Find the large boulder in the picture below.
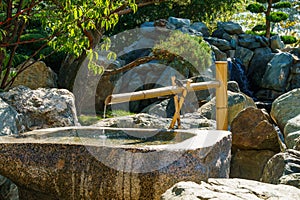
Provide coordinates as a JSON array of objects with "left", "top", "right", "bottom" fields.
[
  {"left": 198, "top": 91, "right": 256, "bottom": 125},
  {"left": 261, "top": 52, "right": 294, "bottom": 92},
  {"left": 161, "top": 179, "right": 300, "bottom": 200},
  {"left": 168, "top": 17, "right": 191, "bottom": 28},
  {"left": 238, "top": 34, "right": 262, "bottom": 50},
  {"left": 230, "top": 150, "right": 276, "bottom": 181},
  {"left": 230, "top": 107, "right": 280, "bottom": 181},
  {"left": 235, "top": 46, "right": 254, "bottom": 71},
  {"left": 0, "top": 86, "right": 79, "bottom": 131},
  {"left": 271, "top": 88, "right": 300, "bottom": 131},
  {"left": 11, "top": 60, "right": 57, "bottom": 89},
  {"left": 216, "top": 21, "right": 244, "bottom": 35},
  {"left": 284, "top": 115, "right": 300, "bottom": 149},
  {"left": 204, "top": 37, "right": 233, "bottom": 51},
  {"left": 231, "top": 107, "right": 280, "bottom": 151},
  {"left": 261, "top": 149, "right": 300, "bottom": 188},
  {"left": 190, "top": 22, "right": 210, "bottom": 37},
  {"left": 0, "top": 98, "right": 20, "bottom": 135}
]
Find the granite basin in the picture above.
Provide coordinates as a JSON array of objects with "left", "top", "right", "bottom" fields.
[{"left": 0, "top": 127, "right": 231, "bottom": 200}]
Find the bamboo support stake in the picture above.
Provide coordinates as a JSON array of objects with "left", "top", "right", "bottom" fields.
[
  {"left": 169, "top": 77, "right": 180, "bottom": 129},
  {"left": 215, "top": 61, "right": 228, "bottom": 130},
  {"left": 168, "top": 77, "right": 192, "bottom": 129}
]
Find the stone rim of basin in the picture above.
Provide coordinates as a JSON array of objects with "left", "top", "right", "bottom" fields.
[
  {"left": 0, "top": 126, "right": 231, "bottom": 150},
  {"left": 0, "top": 127, "right": 231, "bottom": 172}
]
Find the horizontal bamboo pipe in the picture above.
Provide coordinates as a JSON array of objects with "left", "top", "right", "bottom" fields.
[{"left": 105, "top": 81, "right": 220, "bottom": 105}]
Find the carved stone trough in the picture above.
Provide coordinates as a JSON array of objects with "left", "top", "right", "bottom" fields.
[{"left": 0, "top": 127, "right": 231, "bottom": 199}]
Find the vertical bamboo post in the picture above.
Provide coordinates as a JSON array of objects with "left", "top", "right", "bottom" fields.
[{"left": 215, "top": 61, "right": 228, "bottom": 130}]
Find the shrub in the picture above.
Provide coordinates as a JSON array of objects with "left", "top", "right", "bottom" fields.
[
  {"left": 280, "top": 35, "right": 298, "bottom": 44},
  {"left": 153, "top": 31, "right": 212, "bottom": 76}
]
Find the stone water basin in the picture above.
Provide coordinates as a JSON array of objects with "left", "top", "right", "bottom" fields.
[{"left": 0, "top": 127, "right": 231, "bottom": 200}]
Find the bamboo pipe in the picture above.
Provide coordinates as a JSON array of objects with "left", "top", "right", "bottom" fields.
[
  {"left": 104, "top": 81, "right": 220, "bottom": 105},
  {"left": 215, "top": 61, "right": 228, "bottom": 130}
]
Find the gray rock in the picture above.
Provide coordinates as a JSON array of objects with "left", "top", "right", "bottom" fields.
[
  {"left": 205, "top": 37, "right": 233, "bottom": 51},
  {"left": 198, "top": 91, "right": 256, "bottom": 125},
  {"left": 217, "top": 21, "right": 243, "bottom": 35},
  {"left": 227, "top": 81, "right": 241, "bottom": 93},
  {"left": 270, "top": 35, "right": 285, "bottom": 50},
  {"left": 211, "top": 45, "right": 227, "bottom": 61},
  {"left": 230, "top": 150, "right": 276, "bottom": 181},
  {"left": 0, "top": 175, "right": 18, "bottom": 200},
  {"left": 212, "top": 27, "right": 227, "bottom": 39},
  {"left": 291, "top": 60, "right": 300, "bottom": 74},
  {"left": 0, "top": 98, "right": 20, "bottom": 135},
  {"left": 177, "top": 26, "right": 203, "bottom": 36},
  {"left": 94, "top": 113, "right": 216, "bottom": 130},
  {"left": 238, "top": 34, "right": 262, "bottom": 50},
  {"left": 286, "top": 131, "right": 300, "bottom": 150},
  {"left": 235, "top": 46, "right": 254, "bottom": 71},
  {"left": 289, "top": 60, "right": 300, "bottom": 90},
  {"left": 0, "top": 86, "right": 79, "bottom": 131},
  {"left": 284, "top": 115, "right": 300, "bottom": 149},
  {"left": 168, "top": 17, "right": 190, "bottom": 28},
  {"left": 190, "top": 22, "right": 210, "bottom": 37},
  {"left": 247, "top": 48, "right": 274, "bottom": 91},
  {"left": 256, "top": 36, "right": 269, "bottom": 47},
  {"left": 254, "top": 89, "right": 284, "bottom": 101},
  {"left": 261, "top": 149, "right": 300, "bottom": 188},
  {"left": 271, "top": 88, "right": 300, "bottom": 131},
  {"left": 11, "top": 60, "right": 57, "bottom": 90},
  {"left": 161, "top": 179, "right": 300, "bottom": 200},
  {"left": 231, "top": 107, "right": 280, "bottom": 151},
  {"left": 261, "top": 52, "right": 293, "bottom": 92}
]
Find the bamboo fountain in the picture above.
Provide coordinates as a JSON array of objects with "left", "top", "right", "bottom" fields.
[
  {"left": 0, "top": 61, "right": 231, "bottom": 200},
  {"left": 105, "top": 61, "right": 228, "bottom": 130}
]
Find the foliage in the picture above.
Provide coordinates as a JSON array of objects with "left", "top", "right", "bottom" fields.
[
  {"left": 246, "top": 0, "right": 293, "bottom": 38},
  {"left": 273, "top": 1, "right": 292, "bottom": 9},
  {"left": 280, "top": 35, "right": 297, "bottom": 44},
  {"left": 110, "top": 0, "right": 243, "bottom": 35},
  {"left": 0, "top": 0, "right": 139, "bottom": 90},
  {"left": 247, "top": 3, "right": 265, "bottom": 13},
  {"left": 153, "top": 31, "right": 212, "bottom": 76},
  {"left": 268, "top": 11, "right": 289, "bottom": 22},
  {"left": 252, "top": 24, "right": 266, "bottom": 31}
]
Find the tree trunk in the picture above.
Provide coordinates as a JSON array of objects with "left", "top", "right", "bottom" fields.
[
  {"left": 58, "top": 29, "right": 104, "bottom": 90},
  {"left": 265, "top": 0, "right": 273, "bottom": 39}
]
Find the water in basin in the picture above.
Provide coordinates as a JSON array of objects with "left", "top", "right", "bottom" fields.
[{"left": 17, "top": 127, "right": 195, "bottom": 147}]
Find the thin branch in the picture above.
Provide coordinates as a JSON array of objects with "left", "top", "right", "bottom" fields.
[
  {"left": 103, "top": 55, "right": 157, "bottom": 76},
  {"left": 0, "top": 0, "right": 43, "bottom": 26}
]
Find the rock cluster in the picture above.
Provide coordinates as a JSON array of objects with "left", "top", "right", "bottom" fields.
[
  {"left": 208, "top": 22, "right": 299, "bottom": 101},
  {"left": 0, "top": 85, "right": 79, "bottom": 132},
  {"left": 161, "top": 179, "right": 300, "bottom": 200}
]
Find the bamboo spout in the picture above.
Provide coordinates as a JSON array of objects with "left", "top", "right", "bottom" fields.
[{"left": 104, "top": 81, "right": 220, "bottom": 105}]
